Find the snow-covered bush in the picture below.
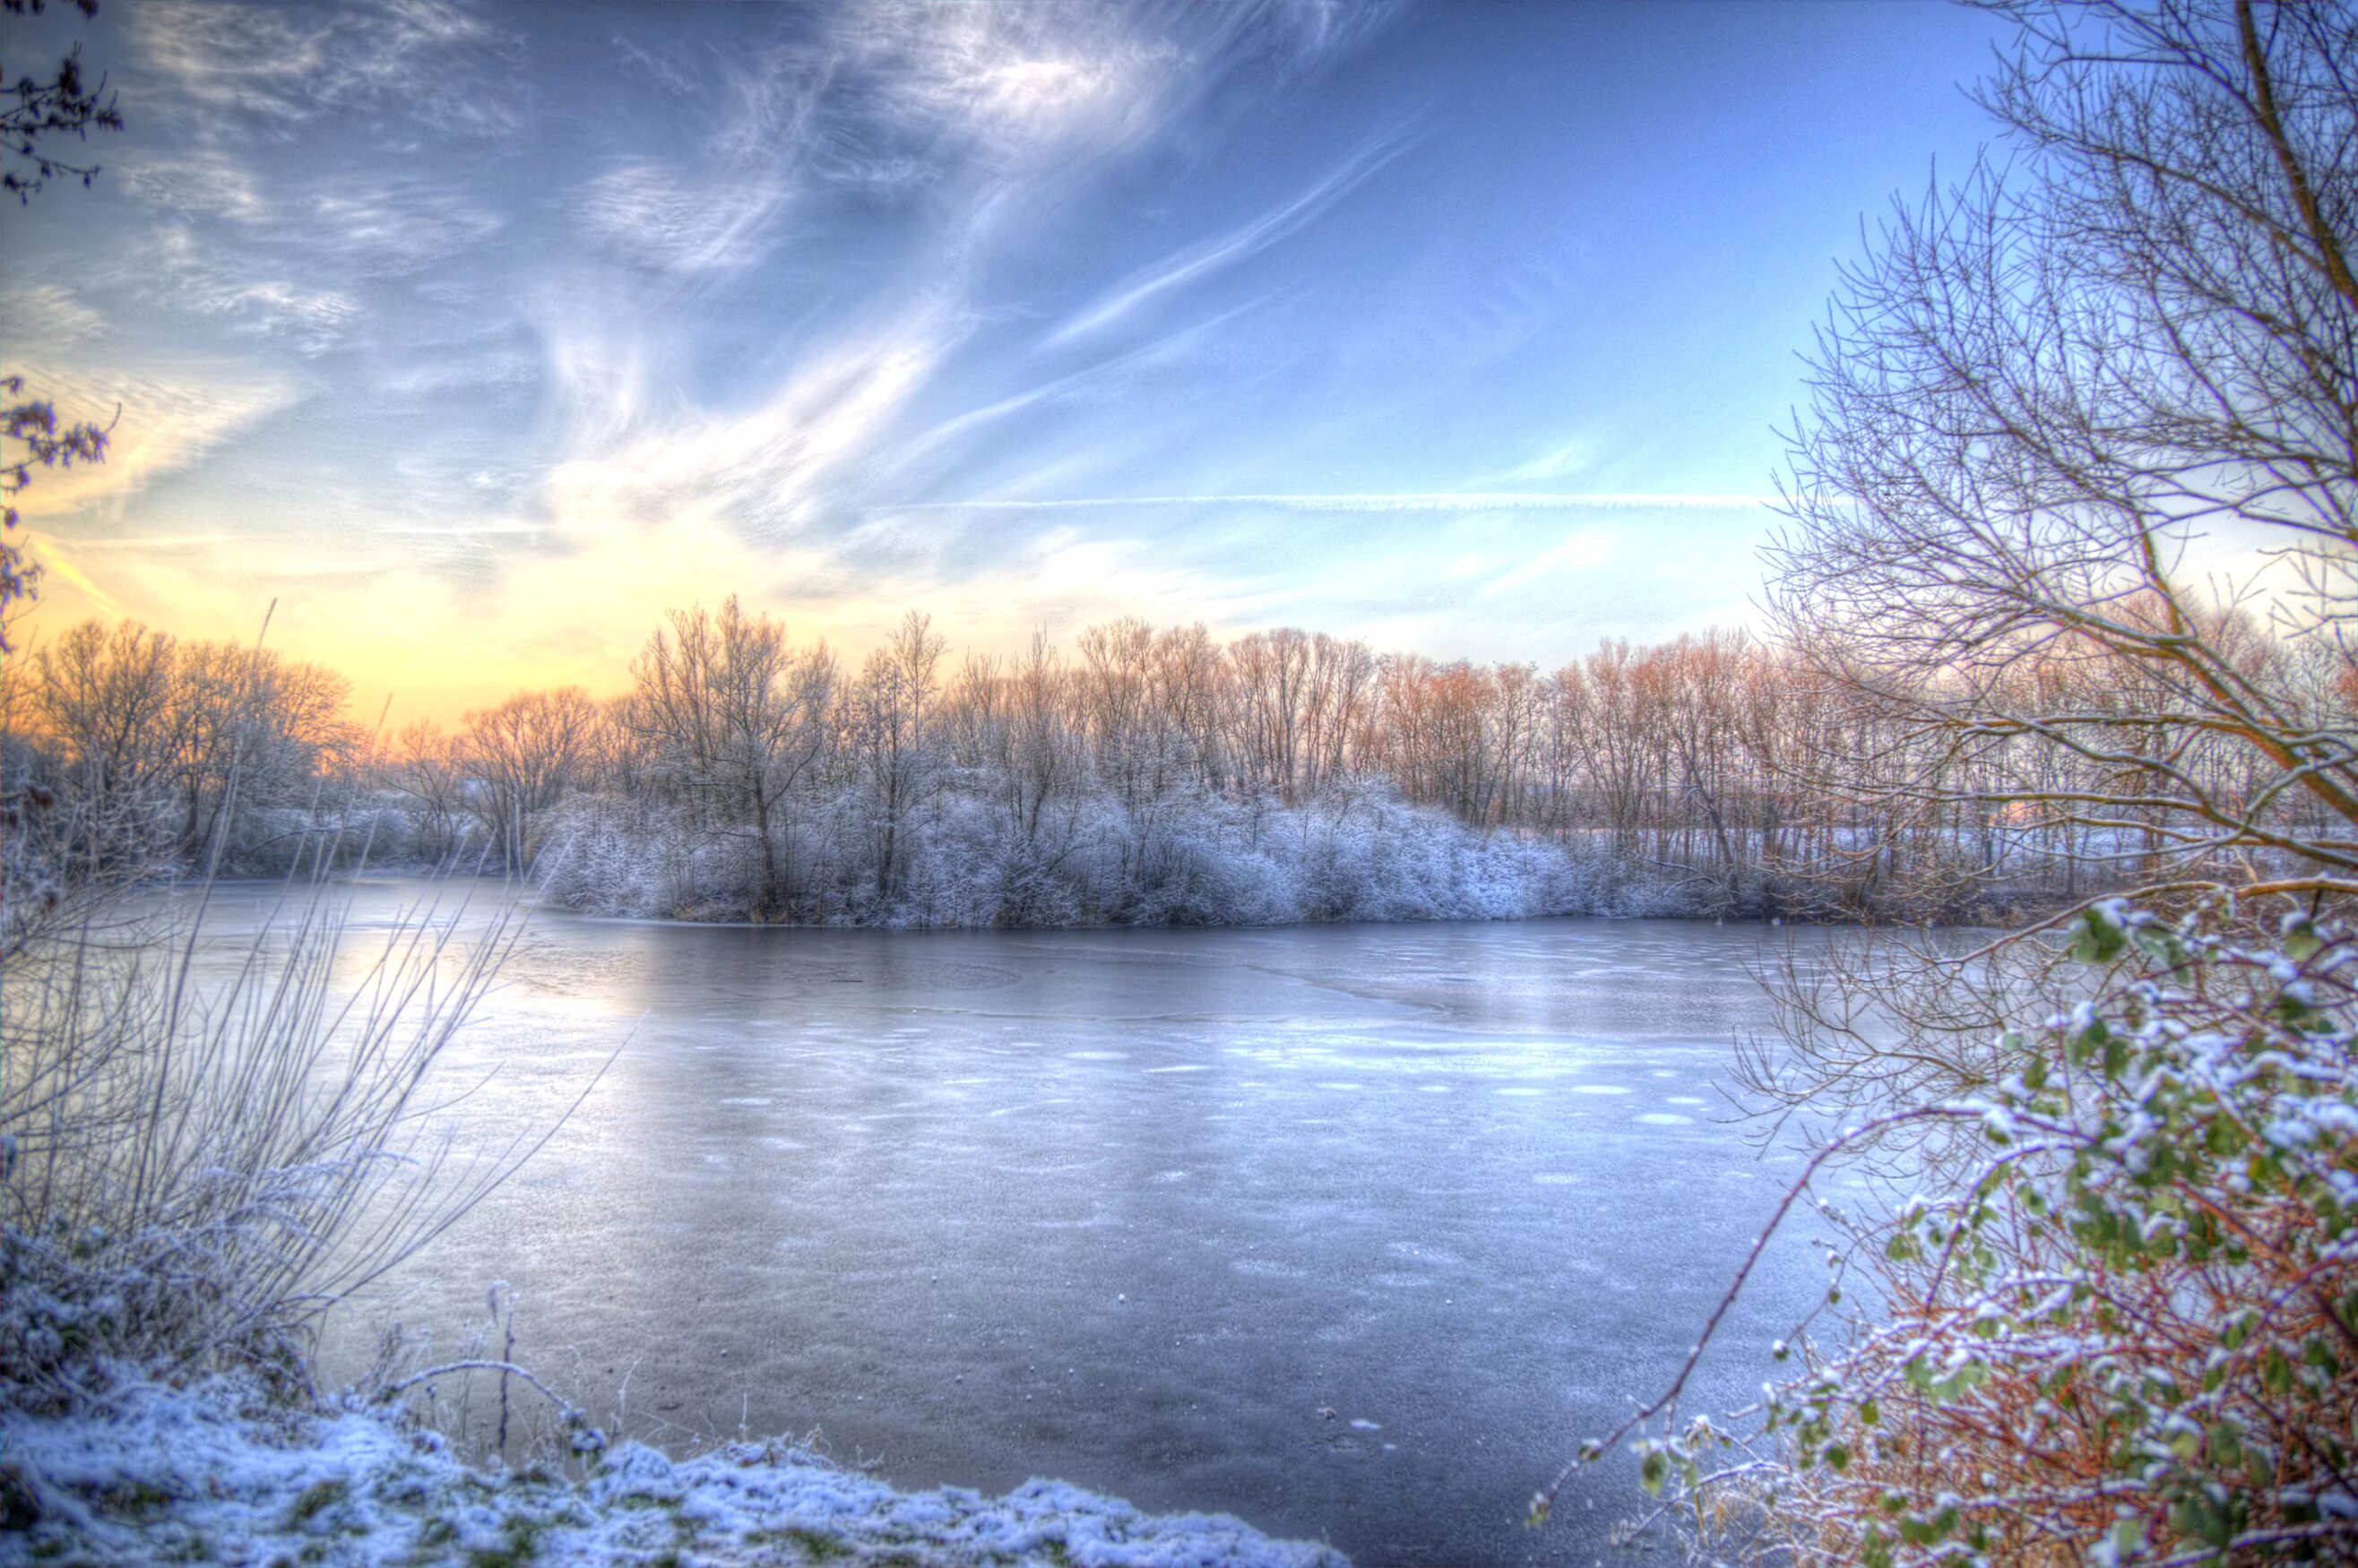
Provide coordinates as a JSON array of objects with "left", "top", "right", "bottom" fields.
[
  {"left": 1545, "top": 901, "right": 2358, "bottom": 1564},
  {"left": 0, "top": 881, "right": 525, "bottom": 1409},
  {"left": 538, "top": 775, "right": 1655, "bottom": 930}
]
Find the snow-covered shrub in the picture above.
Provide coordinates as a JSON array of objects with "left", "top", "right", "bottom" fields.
[
  {"left": 540, "top": 770, "right": 1628, "bottom": 930},
  {"left": 1546, "top": 900, "right": 2358, "bottom": 1564},
  {"left": 892, "top": 791, "right": 1007, "bottom": 926},
  {"left": 539, "top": 795, "right": 661, "bottom": 914},
  {"left": 0, "top": 880, "right": 524, "bottom": 1408}
]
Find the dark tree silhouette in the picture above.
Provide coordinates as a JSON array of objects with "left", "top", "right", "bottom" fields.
[
  {"left": 2, "top": 0, "right": 120, "bottom": 649},
  {"left": 3, "top": 0, "right": 119, "bottom": 202}
]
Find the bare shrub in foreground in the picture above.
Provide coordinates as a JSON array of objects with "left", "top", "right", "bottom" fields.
[{"left": 0, "top": 876, "right": 559, "bottom": 1408}]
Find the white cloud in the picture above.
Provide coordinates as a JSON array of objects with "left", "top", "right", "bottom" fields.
[
  {"left": 891, "top": 491, "right": 1783, "bottom": 513},
  {"left": 119, "top": 151, "right": 269, "bottom": 221},
  {"left": 1488, "top": 437, "right": 1597, "bottom": 486},
  {"left": 305, "top": 179, "right": 505, "bottom": 276},
  {"left": 834, "top": 1, "right": 1170, "bottom": 161},
  {"left": 1262, "top": 0, "right": 1414, "bottom": 63},
  {"left": 4, "top": 361, "right": 295, "bottom": 523},
  {"left": 131, "top": 0, "right": 520, "bottom": 136},
  {"left": 141, "top": 227, "right": 362, "bottom": 355},
  {"left": 1045, "top": 128, "right": 1416, "bottom": 346},
  {"left": 1481, "top": 527, "right": 1618, "bottom": 596},
  {"left": 577, "top": 161, "right": 787, "bottom": 277},
  {"left": 0, "top": 285, "right": 106, "bottom": 352},
  {"left": 542, "top": 309, "right": 949, "bottom": 537},
  {"left": 710, "top": 49, "right": 829, "bottom": 172}
]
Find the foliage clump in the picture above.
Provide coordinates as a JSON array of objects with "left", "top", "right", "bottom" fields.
[{"left": 1558, "top": 901, "right": 2358, "bottom": 1565}]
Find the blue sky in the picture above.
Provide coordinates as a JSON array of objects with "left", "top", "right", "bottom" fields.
[{"left": 6, "top": 0, "right": 2003, "bottom": 718}]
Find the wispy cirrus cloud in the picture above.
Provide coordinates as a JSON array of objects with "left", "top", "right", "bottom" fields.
[
  {"left": 118, "top": 151, "right": 269, "bottom": 220},
  {"left": 826, "top": 0, "right": 1175, "bottom": 173},
  {"left": 129, "top": 0, "right": 523, "bottom": 137},
  {"left": 110, "top": 8, "right": 514, "bottom": 363},
  {"left": 0, "top": 284, "right": 106, "bottom": 350},
  {"left": 1044, "top": 127, "right": 1417, "bottom": 347},
  {"left": 542, "top": 309, "right": 953, "bottom": 538},
  {"left": 36, "top": 0, "right": 1831, "bottom": 717},
  {"left": 1480, "top": 526, "right": 1619, "bottom": 597},
  {"left": 5, "top": 363, "right": 295, "bottom": 524},
  {"left": 519, "top": 0, "right": 1291, "bottom": 578},
  {"left": 577, "top": 161, "right": 787, "bottom": 277},
  {"left": 303, "top": 178, "right": 505, "bottom": 277},
  {"left": 892, "top": 490, "right": 1783, "bottom": 513},
  {"left": 140, "top": 227, "right": 361, "bottom": 356},
  {"left": 1484, "top": 436, "right": 1599, "bottom": 487},
  {"left": 897, "top": 290, "right": 1281, "bottom": 467}
]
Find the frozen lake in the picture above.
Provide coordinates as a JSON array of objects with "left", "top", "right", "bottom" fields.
[{"left": 211, "top": 879, "right": 1842, "bottom": 1566}]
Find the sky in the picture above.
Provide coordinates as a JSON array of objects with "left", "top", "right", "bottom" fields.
[{"left": 4, "top": 0, "right": 2007, "bottom": 723}]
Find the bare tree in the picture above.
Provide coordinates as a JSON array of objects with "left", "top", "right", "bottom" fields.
[
  {"left": 3, "top": 0, "right": 118, "bottom": 202},
  {"left": 1552, "top": 13, "right": 2358, "bottom": 1558},
  {"left": 458, "top": 687, "right": 600, "bottom": 875},
  {"left": 1152, "top": 622, "right": 1231, "bottom": 792},
  {"left": 626, "top": 597, "right": 834, "bottom": 918},
  {"left": 165, "top": 640, "right": 352, "bottom": 866},
  {"left": 848, "top": 609, "right": 945, "bottom": 903},
  {"left": 1739, "top": 0, "right": 2358, "bottom": 1133},
  {"left": 1768, "top": 0, "right": 2358, "bottom": 909},
  {"left": 1230, "top": 628, "right": 1315, "bottom": 804},
  {"left": 1004, "top": 628, "right": 1078, "bottom": 850},
  {"left": 1076, "top": 616, "right": 1158, "bottom": 815},
  {"left": 379, "top": 721, "right": 473, "bottom": 865},
  {"left": 30, "top": 617, "right": 178, "bottom": 873},
  {"left": 1302, "top": 632, "right": 1378, "bottom": 800}
]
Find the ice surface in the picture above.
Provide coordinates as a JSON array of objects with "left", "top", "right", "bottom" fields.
[{"left": 163, "top": 883, "right": 1849, "bottom": 1567}]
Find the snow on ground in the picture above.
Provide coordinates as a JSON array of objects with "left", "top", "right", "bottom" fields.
[{"left": 3, "top": 1370, "right": 1348, "bottom": 1568}]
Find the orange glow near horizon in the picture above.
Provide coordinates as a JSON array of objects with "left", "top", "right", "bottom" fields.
[{"left": 13, "top": 512, "right": 1293, "bottom": 730}]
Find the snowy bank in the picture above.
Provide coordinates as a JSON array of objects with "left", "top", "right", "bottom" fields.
[{"left": 3, "top": 1370, "right": 1349, "bottom": 1568}]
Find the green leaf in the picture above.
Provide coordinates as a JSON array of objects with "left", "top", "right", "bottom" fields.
[
  {"left": 2208, "top": 1422, "right": 2242, "bottom": 1468},
  {"left": 2072, "top": 909, "right": 2126, "bottom": 963}
]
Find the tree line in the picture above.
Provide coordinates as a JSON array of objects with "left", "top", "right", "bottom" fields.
[
  {"left": 8, "top": 587, "right": 2348, "bottom": 931},
  {"left": 2, "top": 617, "right": 353, "bottom": 935}
]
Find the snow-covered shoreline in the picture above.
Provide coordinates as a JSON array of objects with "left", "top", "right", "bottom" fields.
[{"left": 4, "top": 1369, "right": 1349, "bottom": 1568}]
